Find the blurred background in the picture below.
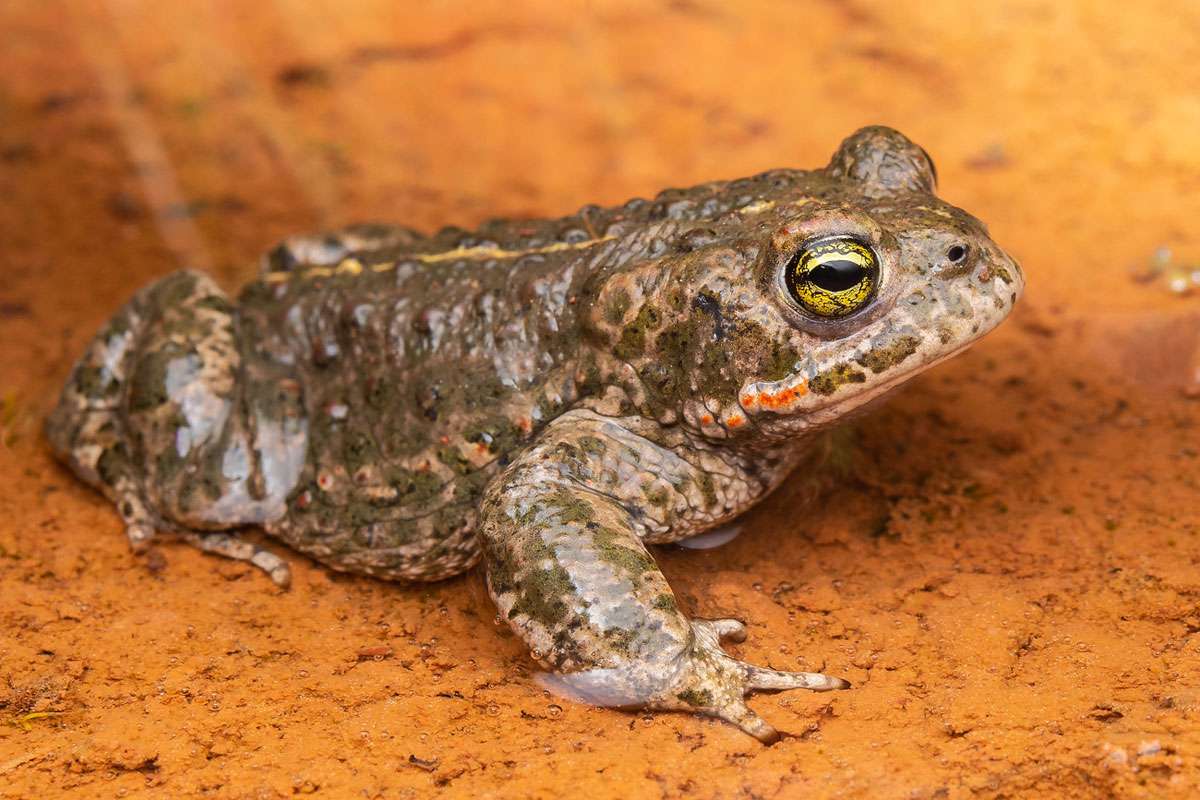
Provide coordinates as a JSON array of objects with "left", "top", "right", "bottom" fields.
[
  {"left": 3, "top": 1, "right": 1197, "bottom": 308},
  {"left": 1, "top": 2, "right": 1198, "bottom": 798}
]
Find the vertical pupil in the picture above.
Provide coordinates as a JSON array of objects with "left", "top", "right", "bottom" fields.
[{"left": 807, "top": 259, "right": 865, "bottom": 292}]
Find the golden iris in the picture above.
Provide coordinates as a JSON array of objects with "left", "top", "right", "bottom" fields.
[{"left": 785, "top": 237, "right": 879, "bottom": 318}]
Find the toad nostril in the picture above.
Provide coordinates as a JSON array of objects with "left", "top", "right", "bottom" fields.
[{"left": 946, "top": 244, "right": 968, "bottom": 263}]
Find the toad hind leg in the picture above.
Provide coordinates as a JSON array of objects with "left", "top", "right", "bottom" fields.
[
  {"left": 478, "top": 411, "right": 848, "bottom": 743},
  {"left": 180, "top": 531, "right": 292, "bottom": 588},
  {"left": 46, "top": 270, "right": 296, "bottom": 586}
]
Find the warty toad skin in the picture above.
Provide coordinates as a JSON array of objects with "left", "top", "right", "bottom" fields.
[{"left": 47, "top": 126, "right": 1023, "bottom": 741}]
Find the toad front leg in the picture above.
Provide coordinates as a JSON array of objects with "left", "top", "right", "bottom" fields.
[{"left": 478, "top": 410, "right": 848, "bottom": 743}]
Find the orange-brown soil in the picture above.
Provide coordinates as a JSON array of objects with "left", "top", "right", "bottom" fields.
[{"left": 1, "top": 2, "right": 1198, "bottom": 798}]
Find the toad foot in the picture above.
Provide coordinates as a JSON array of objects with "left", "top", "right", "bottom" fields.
[{"left": 651, "top": 619, "right": 850, "bottom": 743}]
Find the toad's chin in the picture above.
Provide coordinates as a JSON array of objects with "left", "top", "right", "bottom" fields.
[{"left": 740, "top": 332, "right": 987, "bottom": 441}]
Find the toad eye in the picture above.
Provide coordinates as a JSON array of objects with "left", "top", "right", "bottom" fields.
[{"left": 784, "top": 237, "right": 879, "bottom": 318}]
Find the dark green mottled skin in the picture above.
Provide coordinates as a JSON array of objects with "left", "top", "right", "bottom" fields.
[{"left": 46, "top": 127, "right": 1023, "bottom": 741}]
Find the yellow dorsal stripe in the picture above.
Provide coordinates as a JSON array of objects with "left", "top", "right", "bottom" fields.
[
  {"left": 262, "top": 234, "right": 618, "bottom": 284},
  {"left": 258, "top": 196, "right": 797, "bottom": 285}
]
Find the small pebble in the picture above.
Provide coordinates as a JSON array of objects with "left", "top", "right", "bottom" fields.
[{"left": 1137, "top": 739, "right": 1161, "bottom": 757}]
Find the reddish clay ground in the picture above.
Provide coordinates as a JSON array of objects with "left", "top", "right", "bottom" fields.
[{"left": 1, "top": 2, "right": 1198, "bottom": 798}]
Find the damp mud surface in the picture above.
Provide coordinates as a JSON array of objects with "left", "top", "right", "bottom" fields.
[{"left": 1, "top": 2, "right": 1198, "bottom": 798}]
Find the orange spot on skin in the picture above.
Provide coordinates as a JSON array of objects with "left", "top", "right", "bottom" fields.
[
  {"left": 518, "top": 417, "right": 532, "bottom": 433},
  {"left": 725, "top": 414, "right": 746, "bottom": 428},
  {"left": 439, "top": 435, "right": 450, "bottom": 445},
  {"left": 754, "top": 381, "right": 809, "bottom": 409},
  {"left": 473, "top": 443, "right": 490, "bottom": 456},
  {"left": 700, "top": 414, "right": 714, "bottom": 425}
]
